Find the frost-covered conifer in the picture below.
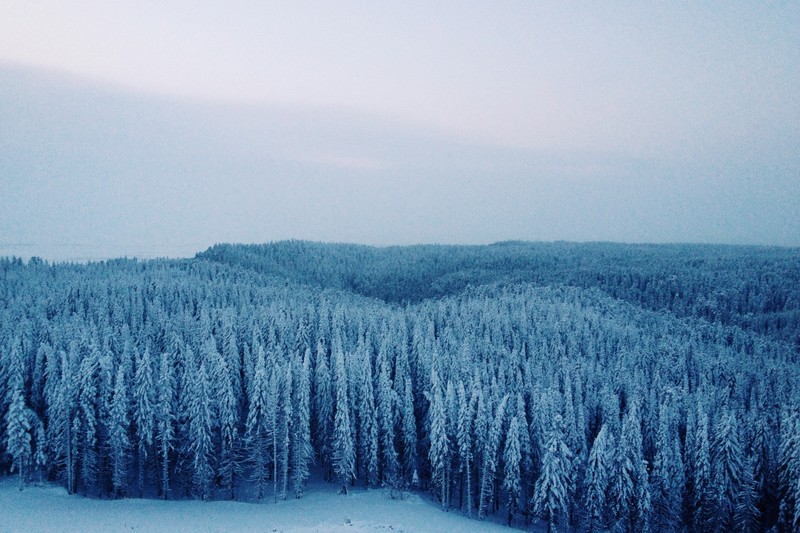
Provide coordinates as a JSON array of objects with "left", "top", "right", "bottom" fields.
[
  {"left": 532, "top": 413, "right": 572, "bottom": 533},
  {"left": 584, "top": 424, "right": 612, "bottom": 532},
  {"left": 109, "top": 366, "right": 131, "bottom": 497},
  {"left": 332, "top": 350, "right": 355, "bottom": 492},
  {"left": 502, "top": 416, "right": 522, "bottom": 526}
]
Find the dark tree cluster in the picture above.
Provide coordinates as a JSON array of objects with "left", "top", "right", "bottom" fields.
[{"left": 1, "top": 242, "right": 799, "bottom": 532}]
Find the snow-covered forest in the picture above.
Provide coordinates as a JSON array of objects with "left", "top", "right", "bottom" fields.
[{"left": 1, "top": 241, "right": 799, "bottom": 532}]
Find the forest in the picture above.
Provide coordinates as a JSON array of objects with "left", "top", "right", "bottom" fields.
[{"left": 1, "top": 241, "right": 799, "bottom": 532}]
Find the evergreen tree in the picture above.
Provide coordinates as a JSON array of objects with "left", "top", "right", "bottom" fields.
[
  {"left": 357, "top": 348, "right": 379, "bottom": 486},
  {"left": 691, "top": 405, "right": 713, "bottom": 532},
  {"left": 610, "top": 401, "right": 651, "bottom": 533},
  {"left": 5, "top": 343, "right": 32, "bottom": 489},
  {"left": 479, "top": 394, "right": 508, "bottom": 519},
  {"left": 584, "top": 424, "right": 612, "bottom": 532},
  {"left": 155, "top": 349, "right": 175, "bottom": 499},
  {"left": 245, "top": 344, "right": 271, "bottom": 500},
  {"left": 77, "top": 347, "right": 100, "bottom": 493},
  {"left": 314, "top": 339, "right": 333, "bottom": 481},
  {"left": 332, "top": 349, "right": 356, "bottom": 492},
  {"left": 188, "top": 360, "right": 214, "bottom": 500},
  {"left": 651, "top": 396, "right": 684, "bottom": 532},
  {"left": 532, "top": 413, "right": 573, "bottom": 533},
  {"left": 711, "top": 409, "right": 744, "bottom": 531},
  {"left": 292, "top": 348, "right": 313, "bottom": 498},
  {"left": 279, "top": 361, "right": 292, "bottom": 500},
  {"left": 108, "top": 366, "right": 131, "bottom": 497},
  {"left": 401, "top": 375, "right": 417, "bottom": 485},
  {"left": 133, "top": 346, "right": 155, "bottom": 496},
  {"left": 502, "top": 416, "right": 522, "bottom": 526},
  {"left": 456, "top": 381, "right": 473, "bottom": 516},
  {"left": 777, "top": 407, "right": 800, "bottom": 532},
  {"left": 213, "top": 346, "right": 239, "bottom": 500},
  {"left": 428, "top": 368, "right": 449, "bottom": 509},
  {"left": 376, "top": 350, "right": 399, "bottom": 484}
]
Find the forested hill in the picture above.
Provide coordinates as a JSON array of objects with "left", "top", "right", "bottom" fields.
[
  {"left": 198, "top": 241, "right": 800, "bottom": 348},
  {"left": 2, "top": 244, "right": 800, "bottom": 532}
]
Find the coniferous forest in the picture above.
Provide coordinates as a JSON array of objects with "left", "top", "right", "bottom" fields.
[{"left": 1, "top": 241, "right": 799, "bottom": 532}]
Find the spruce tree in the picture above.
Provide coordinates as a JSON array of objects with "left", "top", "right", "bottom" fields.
[
  {"left": 428, "top": 368, "right": 449, "bottom": 509},
  {"left": 108, "top": 366, "right": 131, "bottom": 497},
  {"left": 532, "top": 412, "right": 572, "bottom": 533},
  {"left": 133, "top": 346, "right": 155, "bottom": 496},
  {"left": 502, "top": 416, "right": 522, "bottom": 526},
  {"left": 155, "top": 350, "right": 175, "bottom": 499},
  {"left": 332, "top": 349, "right": 356, "bottom": 492},
  {"left": 584, "top": 424, "right": 612, "bottom": 532},
  {"left": 5, "top": 343, "right": 32, "bottom": 490},
  {"left": 188, "top": 360, "right": 214, "bottom": 500},
  {"left": 292, "top": 348, "right": 313, "bottom": 498}
]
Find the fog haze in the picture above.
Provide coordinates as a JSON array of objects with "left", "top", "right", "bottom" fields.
[{"left": 1, "top": 2, "right": 798, "bottom": 259}]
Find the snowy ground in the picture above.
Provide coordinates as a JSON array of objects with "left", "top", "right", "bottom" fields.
[{"left": 0, "top": 478, "right": 529, "bottom": 533}]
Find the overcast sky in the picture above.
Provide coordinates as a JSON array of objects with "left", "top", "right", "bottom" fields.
[{"left": 1, "top": 2, "right": 799, "bottom": 259}]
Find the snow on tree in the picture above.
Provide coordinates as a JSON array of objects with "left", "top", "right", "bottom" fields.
[
  {"left": 428, "top": 367, "right": 449, "bottom": 509},
  {"left": 690, "top": 404, "right": 713, "bottom": 531},
  {"left": 245, "top": 343, "right": 271, "bottom": 500},
  {"left": 650, "top": 393, "right": 685, "bottom": 532},
  {"left": 778, "top": 407, "right": 800, "bottom": 531},
  {"left": 711, "top": 408, "right": 744, "bottom": 531},
  {"left": 478, "top": 394, "right": 508, "bottom": 519},
  {"left": 188, "top": 358, "right": 214, "bottom": 500},
  {"left": 532, "top": 412, "right": 573, "bottom": 533},
  {"left": 109, "top": 366, "right": 131, "bottom": 497},
  {"left": 584, "top": 424, "right": 612, "bottom": 532},
  {"left": 5, "top": 342, "right": 32, "bottom": 489},
  {"left": 332, "top": 349, "right": 356, "bottom": 492},
  {"left": 133, "top": 346, "right": 155, "bottom": 496},
  {"left": 357, "top": 346, "right": 379, "bottom": 487},
  {"left": 502, "top": 415, "right": 522, "bottom": 526},
  {"left": 292, "top": 348, "right": 314, "bottom": 498},
  {"left": 456, "top": 380, "right": 473, "bottom": 516}
]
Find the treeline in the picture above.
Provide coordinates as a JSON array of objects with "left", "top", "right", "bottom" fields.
[
  {"left": 0, "top": 251, "right": 799, "bottom": 531},
  {"left": 199, "top": 241, "right": 800, "bottom": 348}
]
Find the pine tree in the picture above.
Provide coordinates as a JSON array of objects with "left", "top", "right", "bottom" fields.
[
  {"left": 428, "top": 368, "right": 449, "bottom": 509},
  {"left": 77, "top": 347, "right": 100, "bottom": 493},
  {"left": 584, "top": 424, "right": 612, "bottom": 532},
  {"left": 777, "top": 407, "right": 800, "bottom": 532},
  {"left": 292, "top": 348, "right": 313, "bottom": 498},
  {"left": 332, "top": 349, "right": 355, "bottom": 492},
  {"left": 279, "top": 361, "right": 292, "bottom": 500},
  {"left": 213, "top": 346, "right": 239, "bottom": 500},
  {"left": 691, "top": 405, "right": 713, "bottom": 531},
  {"left": 651, "top": 397, "right": 684, "bottom": 532},
  {"left": 188, "top": 360, "right": 214, "bottom": 500},
  {"left": 736, "top": 453, "right": 760, "bottom": 531},
  {"left": 377, "top": 351, "right": 398, "bottom": 484},
  {"left": 155, "top": 349, "right": 175, "bottom": 499},
  {"left": 457, "top": 381, "right": 473, "bottom": 516},
  {"left": 133, "top": 346, "right": 155, "bottom": 496},
  {"left": 245, "top": 344, "right": 271, "bottom": 500},
  {"left": 357, "top": 348, "right": 379, "bottom": 486},
  {"left": 108, "top": 366, "right": 131, "bottom": 497},
  {"left": 502, "top": 416, "right": 522, "bottom": 526},
  {"left": 400, "top": 368, "right": 417, "bottom": 486},
  {"left": 711, "top": 409, "right": 744, "bottom": 531},
  {"left": 479, "top": 394, "right": 508, "bottom": 519},
  {"left": 5, "top": 343, "right": 32, "bottom": 490},
  {"left": 314, "top": 339, "right": 333, "bottom": 481},
  {"left": 532, "top": 413, "right": 573, "bottom": 533},
  {"left": 609, "top": 401, "right": 651, "bottom": 533}
]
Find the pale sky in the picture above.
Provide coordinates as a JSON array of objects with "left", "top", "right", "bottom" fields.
[{"left": 1, "top": 1, "right": 799, "bottom": 259}]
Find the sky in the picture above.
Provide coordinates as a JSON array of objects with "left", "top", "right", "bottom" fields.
[{"left": 1, "top": 1, "right": 799, "bottom": 260}]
